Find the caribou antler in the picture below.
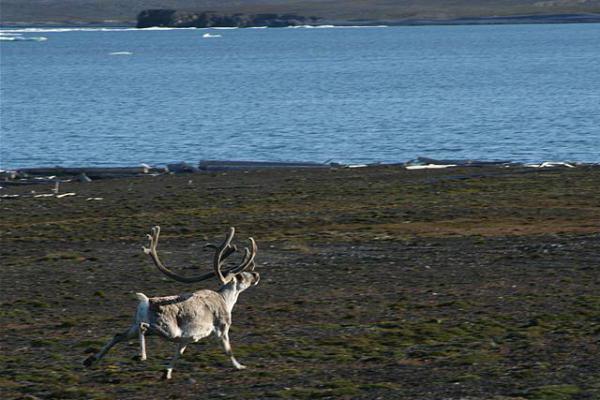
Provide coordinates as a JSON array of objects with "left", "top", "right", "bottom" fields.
[
  {"left": 213, "top": 228, "right": 236, "bottom": 284},
  {"left": 230, "top": 238, "right": 257, "bottom": 274},
  {"left": 143, "top": 226, "right": 255, "bottom": 284},
  {"left": 143, "top": 226, "right": 238, "bottom": 283},
  {"left": 210, "top": 228, "right": 258, "bottom": 282}
]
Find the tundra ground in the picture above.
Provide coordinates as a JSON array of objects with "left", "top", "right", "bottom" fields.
[{"left": 1, "top": 165, "right": 599, "bottom": 399}]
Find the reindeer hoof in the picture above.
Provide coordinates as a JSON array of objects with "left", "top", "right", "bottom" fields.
[
  {"left": 161, "top": 370, "right": 172, "bottom": 380},
  {"left": 132, "top": 355, "right": 146, "bottom": 362},
  {"left": 83, "top": 356, "right": 95, "bottom": 367}
]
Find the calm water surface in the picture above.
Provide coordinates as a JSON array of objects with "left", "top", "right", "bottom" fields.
[{"left": 1, "top": 24, "right": 599, "bottom": 168}]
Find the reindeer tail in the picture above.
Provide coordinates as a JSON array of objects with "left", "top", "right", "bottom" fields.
[
  {"left": 135, "top": 292, "right": 149, "bottom": 302},
  {"left": 135, "top": 293, "right": 150, "bottom": 322}
]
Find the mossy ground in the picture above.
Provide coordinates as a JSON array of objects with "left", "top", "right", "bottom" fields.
[{"left": 1, "top": 165, "right": 599, "bottom": 399}]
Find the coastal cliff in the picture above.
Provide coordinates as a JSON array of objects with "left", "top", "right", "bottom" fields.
[{"left": 136, "top": 10, "right": 319, "bottom": 28}]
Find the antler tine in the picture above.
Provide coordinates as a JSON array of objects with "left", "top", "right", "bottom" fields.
[
  {"left": 142, "top": 226, "right": 159, "bottom": 254},
  {"left": 143, "top": 225, "right": 225, "bottom": 284},
  {"left": 213, "top": 227, "right": 236, "bottom": 284},
  {"left": 203, "top": 243, "right": 240, "bottom": 277},
  {"left": 239, "top": 247, "right": 251, "bottom": 268},
  {"left": 230, "top": 237, "right": 257, "bottom": 274},
  {"left": 205, "top": 243, "right": 237, "bottom": 260}
]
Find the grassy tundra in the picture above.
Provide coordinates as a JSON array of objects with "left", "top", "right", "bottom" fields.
[{"left": 1, "top": 165, "right": 599, "bottom": 399}]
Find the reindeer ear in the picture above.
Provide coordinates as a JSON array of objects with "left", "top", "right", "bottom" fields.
[{"left": 223, "top": 273, "right": 235, "bottom": 284}]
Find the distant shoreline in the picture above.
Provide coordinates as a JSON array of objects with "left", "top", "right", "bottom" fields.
[
  {"left": 2, "top": 13, "right": 600, "bottom": 28},
  {"left": 135, "top": 10, "right": 600, "bottom": 29},
  {"left": 2, "top": 160, "right": 597, "bottom": 187}
]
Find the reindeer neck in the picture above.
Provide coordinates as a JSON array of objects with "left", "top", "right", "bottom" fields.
[{"left": 217, "top": 283, "right": 240, "bottom": 314}]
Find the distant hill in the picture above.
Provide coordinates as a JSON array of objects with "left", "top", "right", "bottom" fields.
[{"left": 2, "top": 0, "right": 600, "bottom": 25}]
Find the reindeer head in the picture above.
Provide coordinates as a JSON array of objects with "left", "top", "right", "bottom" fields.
[
  {"left": 231, "top": 271, "right": 260, "bottom": 291},
  {"left": 143, "top": 226, "right": 259, "bottom": 288}
]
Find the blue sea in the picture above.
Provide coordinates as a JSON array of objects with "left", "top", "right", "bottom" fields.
[{"left": 1, "top": 24, "right": 599, "bottom": 169}]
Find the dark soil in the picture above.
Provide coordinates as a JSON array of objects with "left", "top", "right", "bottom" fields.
[{"left": 1, "top": 165, "right": 599, "bottom": 399}]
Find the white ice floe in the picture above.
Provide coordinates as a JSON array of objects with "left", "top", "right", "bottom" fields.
[
  {"left": 335, "top": 25, "right": 388, "bottom": 28},
  {"left": 202, "top": 33, "right": 222, "bottom": 38},
  {"left": 0, "top": 25, "right": 388, "bottom": 36},
  {"left": 140, "top": 163, "right": 152, "bottom": 173},
  {"left": 288, "top": 25, "right": 335, "bottom": 29},
  {"left": 109, "top": 51, "right": 133, "bottom": 55},
  {"left": 2, "top": 27, "right": 104, "bottom": 33},
  {"left": 287, "top": 24, "right": 388, "bottom": 29},
  {"left": 0, "top": 27, "right": 195, "bottom": 34},
  {"left": 86, "top": 197, "right": 104, "bottom": 201},
  {"left": 405, "top": 164, "right": 457, "bottom": 170},
  {"left": 525, "top": 162, "right": 575, "bottom": 168},
  {"left": 139, "top": 27, "right": 196, "bottom": 31},
  {"left": 0, "top": 34, "right": 47, "bottom": 42}
]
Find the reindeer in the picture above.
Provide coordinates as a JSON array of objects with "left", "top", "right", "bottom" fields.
[{"left": 83, "top": 226, "right": 260, "bottom": 379}]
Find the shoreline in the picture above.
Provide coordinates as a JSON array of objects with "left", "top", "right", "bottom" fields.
[
  {"left": 1, "top": 158, "right": 596, "bottom": 186},
  {"left": 3, "top": 157, "right": 598, "bottom": 169},
  {"left": 2, "top": 13, "right": 600, "bottom": 28},
  {"left": 2, "top": 162, "right": 599, "bottom": 237}
]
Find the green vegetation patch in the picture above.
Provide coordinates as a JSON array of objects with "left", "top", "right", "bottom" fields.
[{"left": 525, "top": 385, "right": 582, "bottom": 400}]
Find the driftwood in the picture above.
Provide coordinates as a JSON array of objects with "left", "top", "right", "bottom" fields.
[
  {"left": 1, "top": 166, "right": 167, "bottom": 185},
  {"left": 166, "top": 162, "right": 199, "bottom": 173},
  {"left": 198, "top": 160, "right": 332, "bottom": 171},
  {"left": 2, "top": 161, "right": 337, "bottom": 185},
  {"left": 411, "top": 157, "right": 514, "bottom": 167},
  {"left": 18, "top": 166, "right": 161, "bottom": 177}
]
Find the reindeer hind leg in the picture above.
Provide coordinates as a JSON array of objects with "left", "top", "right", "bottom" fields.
[
  {"left": 163, "top": 343, "right": 187, "bottom": 380},
  {"left": 137, "top": 322, "right": 149, "bottom": 361},
  {"left": 84, "top": 324, "right": 138, "bottom": 367}
]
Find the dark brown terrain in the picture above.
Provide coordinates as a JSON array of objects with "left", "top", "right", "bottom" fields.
[{"left": 1, "top": 165, "right": 599, "bottom": 399}]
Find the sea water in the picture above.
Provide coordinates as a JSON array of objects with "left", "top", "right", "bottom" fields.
[{"left": 0, "top": 24, "right": 599, "bottom": 168}]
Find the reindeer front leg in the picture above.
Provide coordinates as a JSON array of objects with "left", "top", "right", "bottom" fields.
[{"left": 219, "top": 325, "right": 246, "bottom": 370}]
